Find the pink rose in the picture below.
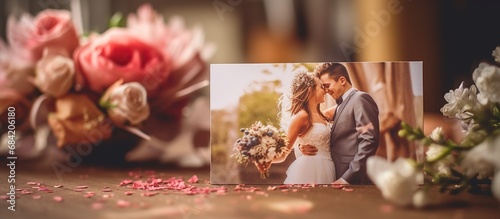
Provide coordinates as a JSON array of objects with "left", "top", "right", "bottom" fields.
[
  {"left": 7, "top": 9, "right": 79, "bottom": 62},
  {"left": 73, "top": 29, "right": 170, "bottom": 97},
  {"left": 127, "top": 4, "right": 213, "bottom": 70}
]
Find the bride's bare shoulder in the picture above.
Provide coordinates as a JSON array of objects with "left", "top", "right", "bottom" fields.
[{"left": 290, "top": 110, "right": 309, "bottom": 124}]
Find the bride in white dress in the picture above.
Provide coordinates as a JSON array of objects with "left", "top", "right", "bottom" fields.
[{"left": 271, "top": 68, "right": 336, "bottom": 184}]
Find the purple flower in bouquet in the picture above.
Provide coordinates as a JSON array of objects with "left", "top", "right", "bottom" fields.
[{"left": 232, "top": 121, "right": 288, "bottom": 179}]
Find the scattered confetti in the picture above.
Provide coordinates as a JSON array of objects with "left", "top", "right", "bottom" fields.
[
  {"left": 32, "top": 195, "right": 41, "bottom": 199},
  {"left": 0, "top": 195, "right": 9, "bottom": 200},
  {"left": 116, "top": 200, "right": 131, "bottom": 208},
  {"left": 27, "top": 182, "right": 39, "bottom": 185},
  {"left": 76, "top": 186, "right": 88, "bottom": 189},
  {"left": 188, "top": 175, "right": 199, "bottom": 183},
  {"left": 124, "top": 191, "right": 134, "bottom": 196},
  {"left": 73, "top": 189, "right": 85, "bottom": 192},
  {"left": 53, "top": 196, "right": 63, "bottom": 202},
  {"left": 267, "top": 186, "right": 277, "bottom": 191},
  {"left": 54, "top": 185, "right": 63, "bottom": 188},
  {"left": 246, "top": 195, "right": 253, "bottom": 200}
]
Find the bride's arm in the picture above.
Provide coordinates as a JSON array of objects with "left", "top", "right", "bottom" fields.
[
  {"left": 272, "top": 111, "right": 308, "bottom": 163},
  {"left": 323, "top": 106, "right": 336, "bottom": 121}
]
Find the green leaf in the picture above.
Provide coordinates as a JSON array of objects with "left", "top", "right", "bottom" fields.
[{"left": 109, "top": 12, "right": 125, "bottom": 28}]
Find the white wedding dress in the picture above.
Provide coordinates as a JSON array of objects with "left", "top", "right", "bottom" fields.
[{"left": 284, "top": 123, "right": 336, "bottom": 184}]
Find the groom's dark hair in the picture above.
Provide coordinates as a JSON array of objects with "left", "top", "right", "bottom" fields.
[{"left": 315, "top": 63, "right": 352, "bottom": 85}]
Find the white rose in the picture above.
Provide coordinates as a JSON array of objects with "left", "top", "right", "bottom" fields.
[
  {"left": 367, "top": 156, "right": 420, "bottom": 206},
  {"left": 461, "top": 134, "right": 500, "bottom": 179},
  {"left": 35, "top": 48, "right": 75, "bottom": 97},
  {"left": 102, "top": 81, "right": 150, "bottom": 126},
  {"left": 473, "top": 63, "right": 500, "bottom": 104}
]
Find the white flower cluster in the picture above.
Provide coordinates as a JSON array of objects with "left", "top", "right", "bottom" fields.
[
  {"left": 368, "top": 47, "right": 500, "bottom": 208},
  {"left": 440, "top": 82, "right": 478, "bottom": 122}
]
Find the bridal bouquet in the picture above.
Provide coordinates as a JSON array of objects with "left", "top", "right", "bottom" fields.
[
  {"left": 0, "top": 4, "right": 212, "bottom": 157},
  {"left": 232, "top": 121, "right": 289, "bottom": 179},
  {"left": 367, "top": 47, "right": 500, "bottom": 207}
]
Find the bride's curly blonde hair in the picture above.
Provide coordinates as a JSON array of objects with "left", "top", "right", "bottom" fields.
[{"left": 280, "top": 67, "right": 327, "bottom": 135}]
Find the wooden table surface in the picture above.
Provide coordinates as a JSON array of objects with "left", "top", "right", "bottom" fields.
[{"left": 1, "top": 158, "right": 499, "bottom": 219}]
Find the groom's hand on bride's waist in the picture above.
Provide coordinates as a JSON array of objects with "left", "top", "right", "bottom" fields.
[{"left": 298, "top": 144, "right": 318, "bottom": 156}]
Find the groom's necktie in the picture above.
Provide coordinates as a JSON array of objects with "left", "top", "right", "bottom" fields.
[
  {"left": 336, "top": 97, "right": 343, "bottom": 106},
  {"left": 333, "top": 97, "right": 343, "bottom": 121}
]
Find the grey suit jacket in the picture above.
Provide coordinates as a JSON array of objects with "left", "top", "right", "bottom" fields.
[{"left": 330, "top": 90, "right": 379, "bottom": 184}]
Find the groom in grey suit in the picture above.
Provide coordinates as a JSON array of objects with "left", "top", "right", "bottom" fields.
[{"left": 300, "top": 63, "right": 379, "bottom": 185}]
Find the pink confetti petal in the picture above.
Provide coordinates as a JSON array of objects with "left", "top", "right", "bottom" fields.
[
  {"left": 73, "top": 189, "right": 85, "bottom": 192},
  {"left": 380, "top": 204, "right": 394, "bottom": 213},
  {"left": 92, "top": 202, "right": 104, "bottom": 210},
  {"left": 343, "top": 188, "right": 354, "bottom": 192},
  {"left": 267, "top": 186, "right": 277, "bottom": 191},
  {"left": 188, "top": 175, "right": 199, "bottom": 183},
  {"left": 102, "top": 194, "right": 113, "bottom": 199},
  {"left": 102, "top": 188, "right": 112, "bottom": 192},
  {"left": 332, "top": 184, "right": 345, "bottom": 189},
  {"left": 32, "top": 195, "right": 42, "bottom": 199},
  {"left": 124, "top": 191, "right": 134, "bottom": 196},
  {"left": 0, "top": 195, "right": 9, "bottom": 200},
  {"left": 119, "top": 180, "right": 134, "bottom": 186},
  {"left": 84, "top": 193, "right": 95, "bottom": 198},
  {"left": 20, "top": 190, "right": 32, "bottom": 195},
  {"left": 76, "top": 186, "right": 88, "bottom": 189},
  {"left": 141, "top": 192, "right": 159, "bottom": 197},
  {"left": 116, "top": 200, "right": 131, "bottom": 208},
  {"left": 27, "top": 182, "right": 39, "bottom": 185},
  {"left": 53, "top": 196, "right": 63, "bottom": 202},
  {"left": 54, "top": 185, "right": 63, "bottom": 188}
]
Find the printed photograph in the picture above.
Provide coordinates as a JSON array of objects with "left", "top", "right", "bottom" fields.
[{"left": 210, "top": 62, "right": 423, "bottom": 184}]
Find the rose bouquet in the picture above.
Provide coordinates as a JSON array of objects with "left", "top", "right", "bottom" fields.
[
  {"left": 0, "top": 4, "right": 213, "bottom": 160},
  {"left": 367, "top": 47, "right": 500, "bottom": 207},
  {"left": 232, "top": 121, "right": 289, "bottom": 179}
]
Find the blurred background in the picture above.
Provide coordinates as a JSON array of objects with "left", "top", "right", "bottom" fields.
[
  {"left": 1, "top": 0, "right": 497, "bottom": 113},
  {"left": 1, "top": 0, "right": 500, "bottom": 164}
]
